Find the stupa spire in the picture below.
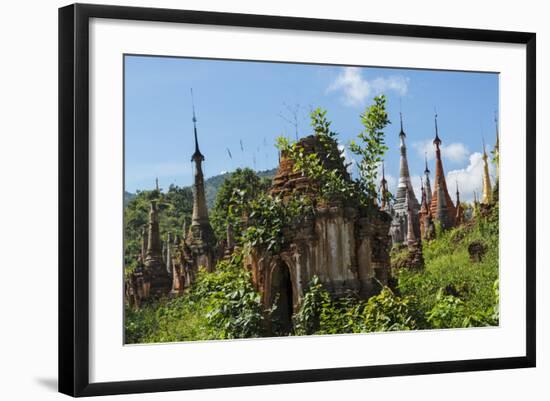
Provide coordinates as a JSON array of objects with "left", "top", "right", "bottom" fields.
[
  {"left": 424, "top": 152, "right": 432, "bottom": 207},
  {"left": 406, "top": 190, "right": 417, "bottom": 247},
  {"left": 141, "top": 226, "right": 148, "bottom": 261},
  {"left": 166, "top": 232, "right": 172, "bottom": 274},
  {"left": 494, "top": 111, "right": 500, "bottom": 153},
  {"left": 144, "top": 201, "right": 171, "bottom": 296},
  {"left": 494, "top": 111, "right": 500, "bottom": 181},
  {"left": 189, "top": 89, "right": 209, "bottom": 226},
  {"left": 481, "top": 136, "right": 492, "bottom": 204},
  {"left": 455, "top": 181, "right": 464, "bottom": 225},
  {"left": 379, "top": 162, "right": 389, "bottom": 211},
  {"left": 429, "top": 112, "right": 456, "bottom": 230},
  {"left": 186, "top": 89, "right": 217, "bottom": 272},
  {"left": 191, "top": 88, "right": 204, "bottom": 162},
  {"left": 433, "top": 111, "right": 441, "bottom": 148},
  {"left": 392, "top": 110, "right": 420, "bottom": 243},
  {"left": 419, "top": 177, "right": 430, "bottom": 239}
]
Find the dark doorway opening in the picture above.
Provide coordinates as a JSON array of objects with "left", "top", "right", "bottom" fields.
[{"left": 270, "top": 262, "right": 293, "bottom": 335}]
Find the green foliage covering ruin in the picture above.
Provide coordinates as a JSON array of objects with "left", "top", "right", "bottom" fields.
[
  {"left": 124, "top": 97, "right": 499, "bottom": 343},
  {"left": 125, "top": 252, "right": 266, "bottom": 343}
]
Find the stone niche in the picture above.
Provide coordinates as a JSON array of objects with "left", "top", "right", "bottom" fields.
[{"left": 244, "top": 135, "right": 392, "bottom": 324}]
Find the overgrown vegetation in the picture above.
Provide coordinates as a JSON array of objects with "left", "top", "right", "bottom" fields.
[
  {"left": 125, "top": 96, "right": 499, "bottom": 343},
  {"left": 397, "top": 204, "right": 499, "bottom": 329},
  {"left": 125, "top": 253, "right": 266, "bottom": 343}
]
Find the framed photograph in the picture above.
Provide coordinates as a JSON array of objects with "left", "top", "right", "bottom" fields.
[{"left": 58, "top": 3, "right": 536, "bottom": 397}]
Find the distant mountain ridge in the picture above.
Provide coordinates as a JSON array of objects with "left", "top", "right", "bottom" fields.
[
  {"left": 203, "top": 168, "right": 277, "bottom": 209},
  {"left": 124, "top": 167, "right": 278, "bottom": 209}
]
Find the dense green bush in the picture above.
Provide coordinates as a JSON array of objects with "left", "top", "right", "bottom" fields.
[
  {"left": 188, "top": 254, "right": 265, "bottom": 339},
  {"left": 293, "top": 277, "right": 417, "bottom": 336}
]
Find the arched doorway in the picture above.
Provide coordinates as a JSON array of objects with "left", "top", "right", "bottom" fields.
[{"left": 270, "top": 262, "right": 293, "bottom": 335}]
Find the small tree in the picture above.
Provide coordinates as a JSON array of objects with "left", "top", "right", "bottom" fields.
[
  {"left": 210, "top": 168, "right": 270, "bottom": 241},
  {"left": 349, "top": 95, "right": 390, "bottom": 205}
]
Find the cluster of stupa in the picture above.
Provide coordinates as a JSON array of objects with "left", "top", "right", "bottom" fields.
[
  {"left": 125, "top": 102, "right": 224, "bottom": 308},
  {"left": 126, "top": 98, "right": 394, "bottom": 319},
  {"left": 380, "top": 112, "right": 498, "bottom": 251}
]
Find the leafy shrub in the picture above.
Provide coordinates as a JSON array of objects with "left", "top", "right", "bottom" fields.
[
  {"left": 355, "top": 287, "right": 417, "bottom": 332},
  {"left": 188, "top": 254, "right": 265, "bottom": 339},
  {"left": 294, "top": 277, "right": 417, "bottom": 336},
  {"left": 293, "top": 276, "right": 332, "bottom": 335}
]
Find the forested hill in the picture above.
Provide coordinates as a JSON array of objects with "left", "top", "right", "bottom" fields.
[{"left": 124, "top": 167, "right": 278, "bottom": 209}]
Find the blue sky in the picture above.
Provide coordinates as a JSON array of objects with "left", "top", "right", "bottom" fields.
[{"left": 125, "top": 55, "right": 499, "bottom": 202}]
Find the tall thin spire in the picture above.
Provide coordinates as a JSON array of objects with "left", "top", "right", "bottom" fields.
[
  {"left": 141, "top": 226, "right": 148, "bottom": 261},
  {"left": 187, "top": 89, "right": 217, "bottom": 272},
  {"left": 455, "top": 181, "right": 464, "bottom": 225},
  {"left": 481, "top": 135, "right": 492, "bottom": 204},
  {"left": 429, "top": 112, "right": 456, "bottom": 229},
  {"left": 145, "top": 200, "right": 171, "bottom": 296},
  {"left": 393, "top": 109, "right": 420, "bottom": 242},
  {"left": 424, "top": 152, "right": 430, "bottom": 174},
  {"left": 433, "top": 111, "right": 441, "bottom": 148},
  {"left": 406, "top": 190, "right": 417, "bottom": 247},
  {"left": 166, "top": 232, "right": 172, "bottom": 274},
  {"left": 189, "top": 89, "right": 210, "bottom": 226},
  {"left": 191, "top": 88, "right": 204, "bottom": 162},
  {"left": 494, "top": 111, "right": 499, "bottom": 151},
  {"left": 398, "top": 112, "right": 406, "bottom": 148},
  {"left": 419, "top": 177, "right": 429, "bottom": 239},
  {"left": 494, "top": 111, "right": 500, "bottom": 181},
  {"left": 380, "top": 162, "right": 389, "bottom": 211},
  {"left": 424, "top": 152, "right": 432, "bottom": 207}
]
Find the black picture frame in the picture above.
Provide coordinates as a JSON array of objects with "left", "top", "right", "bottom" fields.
[{"left": 58, "top": 3, "right": 536, "bottom": 397}]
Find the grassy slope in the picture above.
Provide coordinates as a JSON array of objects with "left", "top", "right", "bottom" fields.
[{"left": 395, "top": 205, "right": 499, "bottom": 328}]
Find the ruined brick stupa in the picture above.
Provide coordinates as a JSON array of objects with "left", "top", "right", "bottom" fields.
[{"left": 244, "top": 135, "right": 392, "bottom": 331}]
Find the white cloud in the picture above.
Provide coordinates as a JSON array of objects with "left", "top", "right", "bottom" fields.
[
  {"left": 413, "top": 140, "right": 469, "bottom": 164},
  {"left": 327, "top": 67, "right": 409, "bottom": 106},
  {"left": 446, "top": 152, "right": 495, "bottom": 203}
]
